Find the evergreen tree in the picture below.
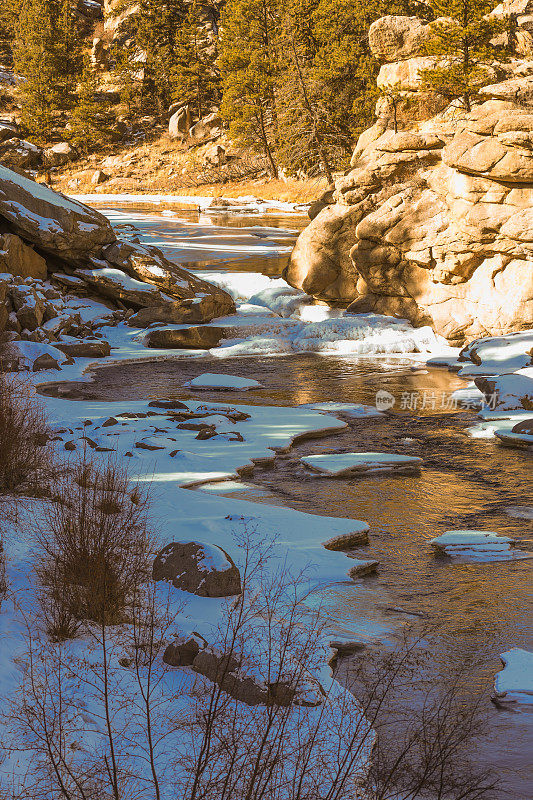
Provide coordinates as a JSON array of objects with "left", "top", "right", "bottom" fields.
[
  {"left": 219, "top": 0, "right": 281, "bottom": 178},
  {"left": 0, "top": 0, "right": 17, "bottom": 68},
  {"left": 171, "top": 0, "right": 221, "bottom": 118},
  {"left": 13, "top": 0, "right": 82, "bottom": 142},
  {"left": 275, "top": 0, "right": 396, "bottom": 177},
  {"left": 419, "top": 0, "right": 508, "bottom": 111},
  {"left": 311, "top": 0, "right": 388, "bottom": 156},
  {"left": 134, "top": 0, "right": 189, "bottom": 113},
  {"left": 276, "top": 0, "right": 335, "bottom": 181},
  {"left": 69, "top": 59, "right": 113, "bottom": 155},
  {"left": 114, "top": 47, "right": 143, "bottom": 119}
]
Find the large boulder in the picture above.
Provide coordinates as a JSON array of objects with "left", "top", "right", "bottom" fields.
[
  {"left": 0, "top": 165, "right": 115, "bottom": 263},
  {"left": 74, "top": 265, "right": 172, "bottom": 307},
  {"left": 144, "top": 325, "right": 225, "bottom": 349},
  {"left": 99, "top": 241, "right": 235, "bottom": 322},
  {"left": 189, "top": 112, "right": 223, "bottom": 142},
  {"left": 55, "top": 340, "right": 111, "bottom": 358},
  {"left": 44, "top": 142, "right": 76, "bottom": 167},
  {"left": 0, "top": 139, "right": 42, "bottom": 170},
  {"left": 192, "top": 647, "right": 269, "bottom": 705},
  {"left": 0, "top": 122, "right": 19, "bottom": 143},
  {"left": 152, "top": 541, "right": 242, "bottom": 597},
  {"left": 163, "top": 632, "right": 208, "bottom": 666},
  {"left": 475, "top": 369, "right": 533, "bottom": 411},
  {"left": 368, "top": 15, "right": 433, "bottom": 62},
  {"left": 169, "top": 105, "right": 192, "bottom": 140},
  {"left": 285, "top": 52, "right": 533, "bottom": 343},
  {"left": 0, "top": 233, "right": 47, "bottom": 280}
]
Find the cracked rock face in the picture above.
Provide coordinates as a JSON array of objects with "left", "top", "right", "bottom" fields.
[{"left": 284, "top": 16, "right": 533, "bottom": 344}]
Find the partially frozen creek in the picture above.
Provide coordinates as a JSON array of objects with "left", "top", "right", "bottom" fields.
[{"left": 46, "top": 204, "right": 533, "bottom": 799}]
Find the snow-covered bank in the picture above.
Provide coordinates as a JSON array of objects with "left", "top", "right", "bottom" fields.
[
  {"left": 71, "top": 193, "right": 310, "bottom": 215},
  {"left": 434, "top": 329, "right": 533, "bottom": 451},
  {"left": 35, "top": 392, "right": 368, "bottom": 583}
]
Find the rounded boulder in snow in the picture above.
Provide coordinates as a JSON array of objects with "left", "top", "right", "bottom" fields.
[{"left": 153, "top": 541, "right": 241, "bottom": 597}]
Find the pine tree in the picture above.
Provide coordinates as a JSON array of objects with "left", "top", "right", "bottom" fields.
[
  {"left": 13, "top": 0, "right": 82, "bottom": 143},
  {"left": 135, "top": 0, "right": 189, "bottom": 113},
  {"left": 311, "top": 0, "right": 388, "bottom": 157},
  {"left": 0, "top": 0, "right": 17, "bottom": 68},
  {"left": 219, "top": 0, "right": 281, "bottom": 178},
  {"left": 276, "top": 0, "right": 333, "bottom": 180},
  {"left": 419, "top": 0, "right": 508, "bottom": 111},
  {"left": 114, "top": 46, "right": 143, "bottom": 119},
  {"left": 171, "top": 0, "right": 221, "bottom": 119},
  {"left": 276, "top": 0, "right": 395, "bottom": 178},
  {"left": 69, "top": 59, "right": 112, "bottom": 155}
]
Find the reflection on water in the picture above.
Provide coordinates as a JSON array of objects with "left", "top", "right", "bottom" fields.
[
  {"left": 43, "top": 354, "right": 470, "bottom": 410},
  {"left": 102, "top": 206, "right": 308, "bottom": 274}
]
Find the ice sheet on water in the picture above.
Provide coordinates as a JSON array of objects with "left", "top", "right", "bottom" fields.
[
  {"left": 430, "top": 530, "right": 533, "bottom": 562},
  {"left": 184, "top": 373, "right": 263, "bottom": 390},
  {"left": 301, "top": 452, "right": 423, "bottom": 476},
  {"left": 494, "top": 648, "right": 533, "bottom": 704},
  {"left": 299, "top": 402, "right": 385, "bottom": 418}
]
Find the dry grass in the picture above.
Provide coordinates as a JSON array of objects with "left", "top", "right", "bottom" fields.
[{"left": 49, "top": 131, "right": 328, "bottom": 204}]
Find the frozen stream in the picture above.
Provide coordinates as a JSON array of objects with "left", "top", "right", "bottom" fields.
[{"left": 48, "top": 204, "right": 532, "bottom": 798}]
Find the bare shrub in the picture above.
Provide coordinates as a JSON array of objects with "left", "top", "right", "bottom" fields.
[
  {"left": 0, "top": 535, "right": 6, "bottom": 609},
  {"left": 35, "top": 452, "right": 152, "bottom": 626},
  {"left": 0, "top": 372, "right": 52, "bottom": 496},
  {"left": 180, "top": 153, "right": 271, "bottom": 188}
]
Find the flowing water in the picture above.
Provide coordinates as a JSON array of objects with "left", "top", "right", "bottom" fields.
[{"left": 49, "top": 206, "right": 533, "bottom": 798}]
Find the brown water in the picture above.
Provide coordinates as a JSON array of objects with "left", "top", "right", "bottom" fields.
[{"left": 49, "top": 208, "right": 533, "bottom": 798}]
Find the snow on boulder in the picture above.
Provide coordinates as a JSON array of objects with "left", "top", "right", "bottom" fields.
[
  {"left": 75, "top": 264, "right": 169, "bottom": 307},
  {"left": 5, "top": 341, "right": 71, "bottom": 371},
  {"left": 248, "top": 286, "right": 313, "bottom": 318},
  {"left": 152, "top": 541, "right": 242, "bottom": 597},
  {"left": 495, "top": 417, "right": 533, "bottom": 449},
  {"left": 184, "top": 373, "right": 263, "bottom": 391},
  {"left": 430, "top": 530, "right": 533, "bottom": 562},
  {"left": 492, "top": 648, "right": 533, "bottom": 706},
  {"left": 163, "top": 632, "right": 208, "bottom": 667},
  {"left": 457, "top": 330, "right": 533, "bottom": 376},
  {"left": 301, "top": 452, "right": 423, "bottom": 477},
  {"left": 0, "top": 165, "right": 115, "bottom": 263},
  {"left": 104, "top": 241, "right": 235, "bottom": 322},
  {"left": 475, "top": 368, "right": 533, "bottom": 412}
]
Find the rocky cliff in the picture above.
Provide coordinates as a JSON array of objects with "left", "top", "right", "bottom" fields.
[{"left": 285, "top": 10, "right": 533, "bottom": 344}]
